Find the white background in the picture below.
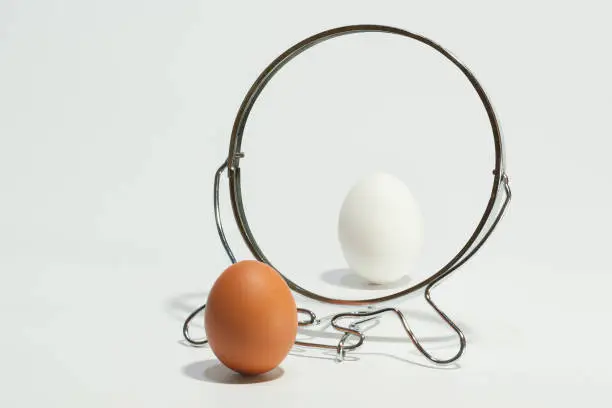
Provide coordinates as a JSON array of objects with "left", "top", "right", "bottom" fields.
[{"left": 1, "top": 0, "right": 611, "bottom": 407}]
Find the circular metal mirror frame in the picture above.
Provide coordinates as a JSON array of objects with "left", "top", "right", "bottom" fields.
[{"left": 225, "top": 24, "right": 508, "bottom": 306}]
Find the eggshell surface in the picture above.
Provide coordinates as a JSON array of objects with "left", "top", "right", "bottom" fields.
[
  {"left": 338, "top": 172, "right": 424, "bottom": 284},
  {"left": 205, "top": 260, "right": 297, "bottom": 375}
]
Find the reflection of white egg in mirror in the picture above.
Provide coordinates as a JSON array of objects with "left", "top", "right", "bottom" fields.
[{"left": 338, "top": 172, "right": 424, "bottom": 284}]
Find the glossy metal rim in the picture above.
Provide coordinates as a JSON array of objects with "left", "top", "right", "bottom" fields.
[{"left": 225, "top": 24, "right": 506, "bottom": 305}]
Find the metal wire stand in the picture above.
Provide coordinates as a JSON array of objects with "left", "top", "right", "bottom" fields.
[{"left": 182, "top": 24, "right": 512, "bottom": 365}]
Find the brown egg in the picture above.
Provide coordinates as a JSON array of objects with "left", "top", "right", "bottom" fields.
[{"left": 205, "top": 260, "right": 297, "bottom": 375}]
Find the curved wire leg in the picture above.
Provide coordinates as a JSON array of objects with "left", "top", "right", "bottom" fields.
[
  {"left": 413, "top": 283, "right": 466, "bottom": 364},
  {"left": 183, "top": 304, "right": 208, "bottom": 346}
]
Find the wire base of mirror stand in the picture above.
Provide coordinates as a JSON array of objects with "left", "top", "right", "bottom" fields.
[
  {"left": 182, "top": 161, "right": 511, "bottom": 365},
  {"left": 184, "top": 303, "right": 463, "bottom": 364}
]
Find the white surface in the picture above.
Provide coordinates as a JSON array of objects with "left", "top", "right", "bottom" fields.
[
  {"left": 1, "top": 0, "right": 611, "bottom": 407},
  {"left": 338, "top": 172, "right": 424, "bottom": 283}
]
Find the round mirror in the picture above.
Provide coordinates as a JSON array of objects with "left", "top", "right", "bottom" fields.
[{"left": 227, "top": 25, "right": 504, "bottom": 305}]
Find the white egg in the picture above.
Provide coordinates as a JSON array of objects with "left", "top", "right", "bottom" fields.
[{"left": 338, "top": 172, "right": 424, "bottom": 284}]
